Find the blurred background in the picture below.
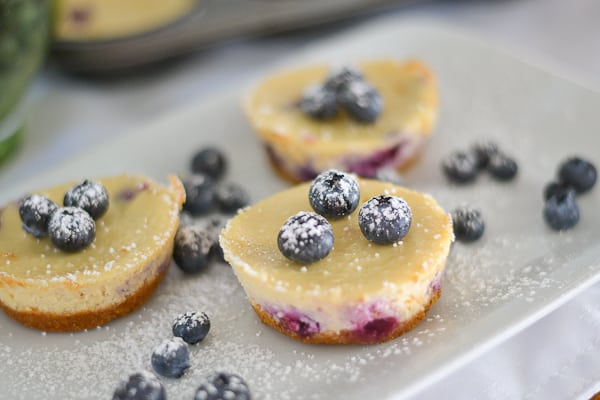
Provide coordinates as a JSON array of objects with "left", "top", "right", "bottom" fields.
[{"left": 1, "top": 0, "right": 600, "bottom": 398}]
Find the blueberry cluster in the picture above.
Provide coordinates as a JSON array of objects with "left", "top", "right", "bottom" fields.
[
  {"left": 278, "top": 170, "right": 413, "bottom": 264},
  {"left": 115, "top": 309, "right": 250, "bottom": 399},
  {"left": 442, "top": 141, "right": 518, "bottom": 184},
  {"left": 18, "top": 179, "right": 109, "bottom": 252},
  {"left": 183, "top": 147, "right": 249, "bottom": 216},
  {"left": 543, "top": 157, "right": 596, "bottom": 231},
  {"left": 175, "top": 147, "right": 249, "bottom": 273},
  {"left": 299, "top": 65, "right": 383, "bottom": 124}
]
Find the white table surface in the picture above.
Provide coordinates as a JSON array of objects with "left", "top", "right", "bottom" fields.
[{"left": 2, "top": 0, "right": 599, "bottom": 398}]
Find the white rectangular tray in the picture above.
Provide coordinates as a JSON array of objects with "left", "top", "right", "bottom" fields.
[{"left": 2, "top": 19, "right": 600, "bottom": 400}]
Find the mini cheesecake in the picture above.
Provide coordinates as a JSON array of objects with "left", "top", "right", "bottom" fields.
[
  {"left": 0, "top": 175, "right": 185, "bottom": 331},
  {"left": 220, "top": 178, "right": 453, "bottom": 344},
  {"left": 244, "top": 59, "right": 438, "bottom": 182}
]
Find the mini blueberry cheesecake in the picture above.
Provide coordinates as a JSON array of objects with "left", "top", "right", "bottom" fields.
[
  {"left": 220, "top": 171, "right": 453, "bottom": 344},
  {"left": 0, "top": 175, "right": 185, "bottom": 331},
  {"left": 244, "top": 59, "right": 438, "bottom": 182}
]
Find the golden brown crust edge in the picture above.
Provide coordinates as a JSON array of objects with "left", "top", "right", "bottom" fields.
[
  {"left": 0, "top": 251, "right": 172, "bottom": 332},
  {"left": 251, "top": 289, "right": 442, "bottom": 345}
]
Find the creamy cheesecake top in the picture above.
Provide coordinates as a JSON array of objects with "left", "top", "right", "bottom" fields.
[
  {"left": 0, "top": 175, "right": 184, "bottom": 285},
  {"left": 221, "top": 178, "right": 453, "bottom": 297},
  {"left": 245, "top": 60, "right": 438, "bottom": 149}
]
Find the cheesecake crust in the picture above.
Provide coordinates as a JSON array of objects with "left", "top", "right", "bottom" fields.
[
  {"left": 251, "top": 289, "right": 442, "bottom": 345},
  {"left": 0, "top": 254, "right": 172, "bottom": 332}
]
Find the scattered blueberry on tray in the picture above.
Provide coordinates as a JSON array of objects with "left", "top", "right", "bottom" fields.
[
  {"left": 191, "top": 147, "right": 227, "bottom": 181},
  {"left": 442, "top": 141, "right": 518, "bottom": 183},
  {"left": 542, "top": 156, "right": 595, "bottom": 230},
  {"left": 183, "top": 174, "right": 217, "bottom": 216},
  {"left": 194, "top": 372, "right": 252, "bottom": 400},
  {"left": 216, "top": 182, "right": 249, "bottom": 214},
  {"left": 442, "top": 151, "right": 478, "bottom": 183},
  {"left": 112, "top": 371, "right": 166, "bottom": 400},
  {"left": 151, "top": 337, "right": 190, "bottom": 379},
  {"left": 173, "top": 225, "right": 214, "bottom": 273},
  {"left": 557, "top": 157, "right": 597, "bottom": 194},
  {"left": 543, "top": 189, "right": 580, "bottom": 231},
  {"left": 451, "top": 206, "right": 485, "bottom": 242},
  {"left": 172, "top": 311, "right": 211, "bottom": 345}
]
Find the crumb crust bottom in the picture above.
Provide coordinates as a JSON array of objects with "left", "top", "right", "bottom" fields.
[
  {"left": 251, "top": 289, "right": 442, "bottom": 345},
  {"left": 0, "top": 256, "right": 171, "bottom": 332}
]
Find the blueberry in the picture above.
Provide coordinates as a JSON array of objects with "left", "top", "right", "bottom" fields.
[
  {"left": 543, "top": 190, "right": 580, "bottom": 231},
  {"left": 324, "top": 65, "right": 364, "bottom": 93},
  {"left": 194, "top": 372, "right": 251, "bottom": 400},
  {"left": 442, "top": 151, "right": 478, "bottom": 183},
  {"left": 63, "top": 179, "right": 109, "bottom": 219},
  {"left": 543, "top": 181, "right": 575, "bottom": 201},
  {"left": 183, "top": 174, "right": 216, "bottom": 215},
  {"left": 358, "top": 195, "right": 412, "bottom": 244},
  {"left": 191, "top": 147, "right": 227, "bottom": 180},
  {"left": 216, "top": 182, "right": 249, "bottom": 214},
  {"left": 173, "top": 225, "right": 214, "bottom": 273},
  {"left": 48, "top": 207, "right": 96, "bottom": 252},
  {"left": 112, "top": 371, "right": 166, "bottom": 400},
  {"left": 172, "top": 311, "right": 211, "bottom": 345},
  {"left": 299, "top": 85, "right": 338, "bottom": 120},
  {"left": 277, "top": 211, "right": 334, "bottom": 264},
  {"left": 471, "top": 141, "right": 499, "bottom": 169},
  {"left": 309, "top": 169, "right": 360, "bottom": 219},
  {"left": 202, "top": 217, "right": 227, "bottom": 263},
  {"left": 558, "top": 157, "right": 597, "bottom": 194},
  {"left": 338, "top": 80, "right": 383, "bottom": 123},
  {"left": 19, "top": 194, "right": 58, "bottom": 238},
  {"left": 451, "top": 207, "right": 485, "bottom": 242},
  {"left": 487, "top": 153, "right": 518, "bottom": 181},
  {"left": 151, "top": 337, "right": 190, "bottom": 379}
]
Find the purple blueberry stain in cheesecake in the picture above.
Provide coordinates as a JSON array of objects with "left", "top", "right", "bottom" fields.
[
  {"left": 265, "top": 306, "right": 321, "bottom": 338},
  {"left": 346, "top": 301, "right": 399, "bottom": 342},
  {"left": 350, "top": 317, "right": 398, "bottom": 342},
  {"left": 116, "top": 181, "right": 150, "bottom": 201}
]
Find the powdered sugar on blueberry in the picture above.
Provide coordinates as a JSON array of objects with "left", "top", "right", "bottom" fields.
[
  {"left": 309, "top": 170, "right": 360, "bottom": 218},
  {"left": 277, "top": 212, "right": 334, "bottom": 264},
  {"left": 358, "top": 195, "right": 412, "bottom": 244}
]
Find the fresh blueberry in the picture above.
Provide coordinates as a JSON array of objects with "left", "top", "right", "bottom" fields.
[
  {"left": 216, "top": 182, "right": 249, "bottom": 214},
  {"left": 112, "top": 371, "right": 166, "bottom": 400},
  {"left": 19, "top": 194, "right": 58, "bottom": 238},
  {"left": 451, "top": 207, "right": 485, "bottom": 242},
  {"left": 487, "top": 153, "right": 518, "bottom": 181},
  {"left": 299, "top": 85, "right": 338, "bottom": 120},
  {"left": 277, "top": 211, "right": 334, "bottom": 264},
  {"left": 191, "top": 147, "right": 227, "bottom": 180},
  {"left": 194, "top": 372, "right": 251, "bottom": 400},
  {"left": 471, "top": 141, "right": 499, "bottom": 169},
  {"left": 309, "top": 169, "right": 360, "bottom": 218},
  {"left": 324, "top": 65, "right": 364, "bottom": 93},
  {"left": 172, "top": 311, "right": 211, "bottom": 345},
  {"left": 151, "top": 337, "right": 190, "bottom": 379},
  {"left": 202, "top": 216, "right": 226, "bottom": 263},
  {"left": 338, "top": 80, "right": 383, "bottom": 123},
  {"left": 48, "top": 207, "right": 96, "bottom": 252},
  {"left": 543, "top": 190, "right": 580, "bottom": 231},
  {"left": 63, "top": 179, "right": 109, "bottom": 220},
  {"left": 173, "top": 225, "right": 214, "bottom": 273},
  {"left": 543, "top": 181, "right": 575, "bottom": 201},
  {"left": 558, "top": 157, "right": 597, "bottom": 194},
  {"left": 442, "top": 151, "right": 478, "bottom": 183},
  {"left": 358, "top": 195, "right": 412, "bottom": 244},
  {"left": 183, "top": 174, "right": 216, "bottom": 215}
]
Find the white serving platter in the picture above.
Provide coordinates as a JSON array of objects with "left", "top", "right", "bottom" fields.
[{"left": 1, "top": 19, "right": 600, "bottom": 400}]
